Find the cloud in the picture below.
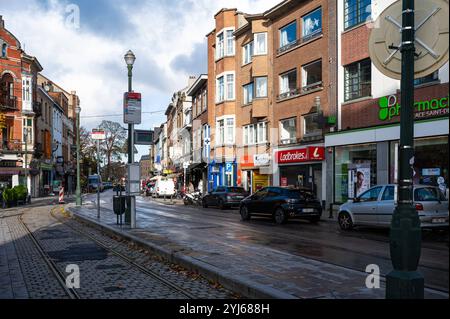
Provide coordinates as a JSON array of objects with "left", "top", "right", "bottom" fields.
[{"left": 0, "top": 0, "right": 281, "bottom": 160}]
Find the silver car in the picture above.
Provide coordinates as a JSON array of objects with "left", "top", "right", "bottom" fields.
[{"left": 338, "top": 184, "right": 449, "bottom": 230}]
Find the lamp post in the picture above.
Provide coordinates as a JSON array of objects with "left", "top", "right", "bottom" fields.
[
  {"left": 23, "top": 127, "right": 28, "bottom": 192},
  {"left": 75, "top": 106, "right": 81, "bottom": 206},
  {"left": 386, "top": 0, "right": 424, "bottom": 298},
  {"left": 124, "top": 50, "right": 136, "bottom": 228}
]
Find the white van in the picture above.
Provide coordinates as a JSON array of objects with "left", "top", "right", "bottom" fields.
[{"left": 153, "top": 177, "right": 176, "bottom": 198}]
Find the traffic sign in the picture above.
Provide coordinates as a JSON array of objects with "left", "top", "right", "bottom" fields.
[
  {"left": 91, "top": 129, "right": 105, "bottom": 140},
  {"left": 124, "top": 92, "right": 142, "bottom": 125},
  {"left": 369, "top": 0, "right": 449, "bottom": 80}
]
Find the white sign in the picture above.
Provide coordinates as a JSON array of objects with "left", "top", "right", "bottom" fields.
[
  {"left": 91, "top": 129, "right": 105, "bottom": 140},
  {"left": 254, "top": 153, "right": 270, "bottom": 167},
  {"left": 422, "top": 168, "right": 441, "bottom": 176},
  {"left": 127, "top": 163, "right": 141, "bottom": 195},
  {"left": 124, "top": 92, "right": 142, "bottom": 125}
]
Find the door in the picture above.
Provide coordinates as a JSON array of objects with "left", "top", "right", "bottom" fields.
[
  {"left": 263, "top": 188, "right": 283, "bottom": 215},
  {"left": 248, "top": 188, "right": 268, "bottom": 213},
  {"left": 351, "top": 186, "right": 383, "bottom": 226},
  {"left": 377, "top": 185, "right": 396, "bottom": 226},
  {"left": 313, "top": 167, "right": 322, "bottom": 202}
]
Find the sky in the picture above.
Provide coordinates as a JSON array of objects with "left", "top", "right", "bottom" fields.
[{"left": 0, "top": 0, "right": 281, "bottom": 159}]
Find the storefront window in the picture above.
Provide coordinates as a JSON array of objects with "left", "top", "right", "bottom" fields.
[
  {"left": 390, "top": 136, "right": 448, "bottom": 198},
  {"left": 334, "top": 143, "right": 377, "bottom": 203}
]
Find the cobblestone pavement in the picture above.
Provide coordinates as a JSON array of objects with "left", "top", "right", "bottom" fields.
[
  {"left": 73, "top": 192, "right": 449, "bottom": 299},
  {"left": 0, "top": 204, "right": 238, "bottom": 299}
]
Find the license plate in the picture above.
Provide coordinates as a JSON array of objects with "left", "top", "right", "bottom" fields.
[
  {"left": 302, "top": 208, "right": 315, "bottom": 213},
  {"left": 432, "top": 218, "right": 446, "bottom": 224}
]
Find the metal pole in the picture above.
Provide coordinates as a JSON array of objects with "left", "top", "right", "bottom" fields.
[
  {"left": 76, "top": 110, "right": 81, "bottom": 206},
  {"left": 127, "top": 64, "right": 136, "bottom": 228},
  {"left": 386, "top": 0, "right": 424, "bottom": 299},
  {"left": 24, "top": 129, "right": 28, "bottom": 191},
  {"left": 97, "top": 139, "right": 101, "bottom": 219}
]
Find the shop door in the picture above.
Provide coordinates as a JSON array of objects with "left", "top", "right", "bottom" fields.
[{"left": 313, "top": 167, "right": 322, "bottom": 202}]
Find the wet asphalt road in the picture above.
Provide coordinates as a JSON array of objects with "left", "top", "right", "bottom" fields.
[{"left": 88, "top": 190, "right": 449, "bottom": 293}]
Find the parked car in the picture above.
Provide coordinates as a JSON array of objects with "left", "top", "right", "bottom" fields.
[
  {"left": 152, "top": 177, "right": 175, "bottom": 198},
  {"left": 239, "top": 187, "right": 322, "bottom": 224},
  {"left": 88, "top": 175, "right": 104, "bottom": 193},
  {"left": 202, "top": 186, "right": 249, "bottom": 210},
  {"left": 338, "top": 184, "right": 449, "bottom": 230},
  {"left": 103, "top": 182, "right": 113, "bottom": 190}
]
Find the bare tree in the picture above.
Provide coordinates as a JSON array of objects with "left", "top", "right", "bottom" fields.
[{"left": 98, "top": 120, "right": 127, "bottom": 181}]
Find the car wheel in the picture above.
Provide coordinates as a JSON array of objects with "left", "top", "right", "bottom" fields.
[
  {"left": 338, "top": 212, "right": 354, "bottom": 231},
  {"left": 202, "top": 199, "right": 208, "bottom": 208},
  {"left": 240, "top": 206, "right": 251, "bottom": 221},
  {"left": 274, "top": 208, "right": 287, "bottom": 225}
]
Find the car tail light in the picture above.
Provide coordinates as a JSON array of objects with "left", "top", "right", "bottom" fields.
[{"left": 415, "top": 203, "right": 424, "bottom": 211}]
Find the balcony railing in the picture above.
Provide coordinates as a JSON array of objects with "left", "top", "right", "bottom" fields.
[
  {"left": 277, "top": 39, "right": 301, "bottom": 55},
  {"left": 0, "top": 96, "right": 18, "bottom": 111},
  {"left": 277, "top": 88, "right": 300, "bottom": 101},
  {"left": 301, "top": 81, "right": 323, "bottom": 94}
]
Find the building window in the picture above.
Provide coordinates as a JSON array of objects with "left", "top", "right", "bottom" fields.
[
  {"left": 414, "top": 71, "right": 439, "bottom": 86},
  {"left": 344, "top": 0, "right": 371, "bottom": 30},
  {"left": 243, "top": 122, "right": 267, "bottom": 145},
  {"left": 216, "top": 28, "right": 235, "bottom": 60},
  {"left": 302, "top": 7, "right": 322, "bottom": 42},
  {"left": 303, "top": 113, "right": 322, "bottom": 137},
  {"left": 280, "top": 21, "right": 297, "bottom": 49},
  {"left": 243, "top": 83, "right": 254, "bottom": 105},
  {"left": 243, "top": 41, "right": 253, "bottom": 65},
  {"left": 226, "top": 118, "right": 234, "bottom": 144},
  {"left": 344, "top": 59, "right": 371, "bottom": 101},
  {"left": 280, "top": 118, "right": 297, "bottom": 144},
  {"left": 1, "top": 43, "right": 7, "bottom": 58},
  {"left": 227, "top": 74, "right": 235, "bottom": 100},
  {"left": 217, "top": 76, "right": 225, "bottom": 102},
  {"left": 22, "top": 79, "right": 31, "bottom": 102},
  {"left": 302, "top": 60, "right": 322, "bottom": 92},
  {"left": 255, "top": 77, "right": 268, "bottom": 98},
  {"left": 254, "top": 32, "right": 267, "bottom": 55},
  {"left": 216, "top": 117, "right": 235, "bottom": 145},
  {"left": 202, "top": 89, "right": 207, "bottom": 111},
  {"left": 279, "top": 69, "right": 298, "bottom": 99}
]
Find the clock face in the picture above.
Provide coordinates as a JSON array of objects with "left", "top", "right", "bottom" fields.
[{"left": 369, "top": 0, "right": 449, "bottom": 80}]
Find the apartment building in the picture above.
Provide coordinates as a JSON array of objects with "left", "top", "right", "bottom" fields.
[
  {"left": 205, "top": 1, "right": 337, "bottom": 202},
  {"left": 186, "top": 74, "right": 209, "bottom": 193},
  {"left": 325, "top": 0, "right": 449, "bottom": 206},
  {"left": 0, "top": 16, "right": 43, "bottom": 194}
]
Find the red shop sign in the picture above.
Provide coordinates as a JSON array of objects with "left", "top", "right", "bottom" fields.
[{"left": 276, "top": 147, "right": 325, "bottom": 164}]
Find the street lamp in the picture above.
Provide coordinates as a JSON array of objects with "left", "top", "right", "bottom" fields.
[
  {"left": 124, "top": 50, "right": 136, "bottom": 228},
  {"left": 75, "top": 106, "right": 82, "bottom": 206},
  {"left": 23, "top": 127, "right": 29, "bottom": 192}
]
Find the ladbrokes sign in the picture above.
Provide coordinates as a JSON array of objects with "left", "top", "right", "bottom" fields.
[{"left": 276, "top": 147, "right": 325, "bottom": 164}]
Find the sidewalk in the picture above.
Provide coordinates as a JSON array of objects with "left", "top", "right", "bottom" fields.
[{"left": 67, "top": 202, "right": 448, "bottom": 299}]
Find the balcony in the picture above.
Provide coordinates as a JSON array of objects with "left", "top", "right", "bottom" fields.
[
  {"left": 277, "top": 88, "right": 301, "bottom": 101},
  {"left": 277, "top": 39, "right": 301, "bottom": 55},
  {"left": 0, "top": 96, "right": 18, "bottom": 111}
]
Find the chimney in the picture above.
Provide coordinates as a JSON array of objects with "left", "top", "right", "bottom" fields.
[
  {"left": 188, "top": 75, "right": 197, "bottom": 88},
  {"left": 0, "top": 16, "right": 4, "bottom": 29}
]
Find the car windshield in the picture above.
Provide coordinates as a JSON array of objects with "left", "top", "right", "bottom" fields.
[
  {"left": 285, "top": 189, "right": 316, "bottom": 200},
  {"left": 227, "top": 187, "right": 246, "bottom": 194},
  {"left": 414, "top": 187, "right": 446, "bottom": 202}
]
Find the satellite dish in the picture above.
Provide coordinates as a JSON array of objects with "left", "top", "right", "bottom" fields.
[{"left": 369, "top": 0, "right": 449, "bottom": 80}]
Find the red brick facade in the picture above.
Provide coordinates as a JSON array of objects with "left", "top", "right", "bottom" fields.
[{"left": 341, "top": 23, "right": 370, "bottom": 66}]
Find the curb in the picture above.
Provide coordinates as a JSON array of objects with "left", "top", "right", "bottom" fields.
[{"left": 67, "top": 206, "right": 297, "bottom": 299}]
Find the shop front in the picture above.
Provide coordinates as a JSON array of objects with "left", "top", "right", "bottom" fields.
[
  {"left": 273, "top": 146, "right": 326, "bottom": 203},
  {"left": 326, "top": 85, "right": 449, "bottom": 204},
  {"left": 239, "top": 154, "right": 271, "bottom": 194},
  {"left": 208, "top": 161, "right": 237, "bottom": 192}
]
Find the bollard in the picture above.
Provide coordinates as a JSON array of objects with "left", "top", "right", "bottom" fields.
[
  {"left": 328, "top": 203, "right": 333, "bottom": 219},
  {"left": 59, "top": 187, "right": 65, "bottom": 204}
]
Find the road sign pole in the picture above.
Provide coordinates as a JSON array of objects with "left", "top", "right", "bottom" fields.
[
  {"left": 386, "top": 0, "right": 424, "bottom": 299},
  {"left": 97, "top": 139, "right": 101, "bottom": 220}
]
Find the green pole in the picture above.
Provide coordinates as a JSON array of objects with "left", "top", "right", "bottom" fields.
[
  {"left": 386, "top": 0, "right": 424, "bottom": 299},
  {"left": 76, "top": 108, "right": 81, "bottom": 206}
]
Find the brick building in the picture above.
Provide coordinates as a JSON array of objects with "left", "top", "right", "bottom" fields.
[
  {"left": 0, "top": 16, "right": 43, "bottom": 194},
  {"left": 325, "top": 0, "right": 449, "bottom": 207}
]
